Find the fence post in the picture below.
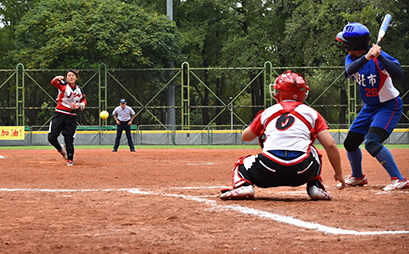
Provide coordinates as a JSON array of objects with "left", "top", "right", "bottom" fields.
[
  {"left": 181, "top": 62, "right": 190, "bottom": 130},
  {"left": 347, "top": 78, "right": 357, "bottom": 128},
  {"left": 29, "top": 126, "right": 32, "bottom": 146},
  {"left": 99, "top": 63, "right": 107, "bottom": 127},
  {"left": 16, "top": 63, "right": 25, "bottom": 126},
  {"left": 137, "top": 125, "right": 141, "bottom": 145},
  {"left": 207, "top": 125, "right": 211, "bottom": 145},
  {"left": 264, "top": 61, "right": 273, "bottom": 108},
  {"left": 172, "top": 127, "right": 176, "bottom": 145}
]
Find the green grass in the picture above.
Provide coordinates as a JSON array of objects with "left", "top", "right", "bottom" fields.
[{"left": 0, "top": 144, "right": 409, "bottom": 150}]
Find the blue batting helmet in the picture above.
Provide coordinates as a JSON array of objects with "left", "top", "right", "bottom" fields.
[{"left": 336, "top": 22, "right": 370, "bottom": 51}]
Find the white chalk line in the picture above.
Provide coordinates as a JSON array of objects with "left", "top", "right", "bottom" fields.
[
  {"left": 186, "top": 162, "right": 215, "bottom": 165},
  {"left": 1, "top": 187, "right": 408, "bottom": 235}
]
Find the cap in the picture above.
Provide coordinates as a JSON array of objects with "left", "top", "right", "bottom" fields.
[{"left": 120, "top": 99, "right": 126, "bottom": 103}]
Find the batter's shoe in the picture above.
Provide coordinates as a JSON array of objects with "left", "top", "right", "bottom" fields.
[
  {"left": 112, "top": 149, "right": 117, "bottom": 152},
  {"left": 59, "top": 144, "right": 68, "bottom": 160},
  {"left": 383, "top": 178, "right": 409, "bottom": 191},
  {"left": 307, "top": 186, "right": 332, "bottom": 201},
  {"left": 220, "top": 185, "right": 254, "bottom": 200},
  {"left": 338, "top": 175, "right": 368, "bottom": 188},
  {"left": 67, "top": 160, "right": 73, "bottom": 166}
]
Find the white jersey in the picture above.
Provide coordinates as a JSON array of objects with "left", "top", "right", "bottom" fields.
[
  {"left": 51, "top": 79, "right": 86, "bottom": 116},
  {"left": 112, "top": 106, "right": 135, "bottom": 122},
  {"left": 250, "top": 101, "right": 328, "bottom": 153}
]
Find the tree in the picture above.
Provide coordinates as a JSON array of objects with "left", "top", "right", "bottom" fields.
[
  {"left": 216, "top": 0, "right": 290, "bottom": 117},
  {"left": 387, "top": 0, "right": 409, "bottom": 125},
  {"left": 174, "top": 0, "right": 228, "bottom": 125},
  {"left": 2, "top": 0, "right": 407, "bottom": 127},
  {"left": 0, "top": 0, "right": 41, "bottom": 68},
  {"left": 279, "top": 0, "right": 408, "bottom": 127},
  {"left": 10, "top": 0, "right": 183, "bottom": 69}
]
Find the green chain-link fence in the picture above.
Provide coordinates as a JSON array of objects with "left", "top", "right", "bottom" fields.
[{"left": 1, "top": 63, "right": 408, "bottom": 131}]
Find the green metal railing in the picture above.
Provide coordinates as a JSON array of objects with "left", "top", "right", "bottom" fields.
[{"left": 1, "top": 63, "right": 408, "bottom": 130}]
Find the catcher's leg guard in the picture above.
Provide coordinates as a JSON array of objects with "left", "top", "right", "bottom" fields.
[
  {"left": 220, "top": 156, "right": 254, "bottom": 200},
  {"left": 307, "top": 176, "right": 331, "bottom": 201},
  {"left": 308, "top": 175, "right": 326, "bottom": 190},
  {"left": 306, "top": 151, "right": 331, "bottom": 201},
  {"left": 230, "top": 155, "right": 253, "bottom": 189}
]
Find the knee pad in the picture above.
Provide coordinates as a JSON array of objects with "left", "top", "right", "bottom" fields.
[
  {"left": 364, "top": 133, "right": 384, "bottom": 157},
  {"left": 343, "top": 131, "right": 365, "bottom": 152}
]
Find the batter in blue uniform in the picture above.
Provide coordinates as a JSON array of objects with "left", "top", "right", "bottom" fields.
[{"left": 336, "top": 22, "right": 408, "bottom": 191}]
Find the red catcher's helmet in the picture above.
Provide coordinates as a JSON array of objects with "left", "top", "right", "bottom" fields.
[{"left": 270, "top": 70, "right": 309, "bottom": 102}]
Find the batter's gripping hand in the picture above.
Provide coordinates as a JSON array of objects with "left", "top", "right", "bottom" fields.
[{"left": 70, "top": 102, "right": 85, "bottom": 113}]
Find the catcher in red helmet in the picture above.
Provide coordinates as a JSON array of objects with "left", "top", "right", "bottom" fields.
[{"left": 220, "top": 70, "right": 345, "bottom": 201}]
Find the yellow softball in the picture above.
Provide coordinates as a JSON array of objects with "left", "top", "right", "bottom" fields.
[{"left": 100, "top": 110, "right": 109, "bottom": 119}]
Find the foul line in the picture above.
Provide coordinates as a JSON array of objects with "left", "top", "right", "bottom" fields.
[{"left": 1, "top": 187, "right": 408, "bottom": 235}]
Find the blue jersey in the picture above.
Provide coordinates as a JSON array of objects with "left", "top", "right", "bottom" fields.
[{"left": 345, "top": 51, "right": 400, "bottom": 106}]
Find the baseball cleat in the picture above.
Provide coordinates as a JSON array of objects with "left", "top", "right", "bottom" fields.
[
  {"left": 337, "top": 175, "right": 368, "bottom": 188},
  {"left": 67, "top": 160, "right": 73, "bottom": 166},
  {"left": 383, "top": 178, "right": 409, "bottom": 191},
  {"left": 59, "top": 144, "right": 68, "bottom": 160},
  {"left": 220, "top": 185, "right": 254, "bottom": 200},
  {"left": 307, "top": 186, "right": 332, "bottom": 201}
]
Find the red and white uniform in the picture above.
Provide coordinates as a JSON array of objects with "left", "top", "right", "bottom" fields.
[
  {"left": 51, "top": 79, "right": 87, "bottom": 115},
  {"left": 224, "top": 100, "right": 330, "bottom": 194},
  {"left": 250, "top": 100, "right": 328, "bottom": 153}
]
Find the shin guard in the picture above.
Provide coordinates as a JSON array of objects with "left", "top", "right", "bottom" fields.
[{"left": 221, "top": 156, "right": 253, "bottom": 193}]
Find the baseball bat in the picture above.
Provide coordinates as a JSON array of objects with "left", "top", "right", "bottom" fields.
[{"left": 370, "top": 14, "right": 392, "bottom": 59}]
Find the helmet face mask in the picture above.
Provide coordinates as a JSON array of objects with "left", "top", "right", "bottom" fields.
[
  {"left": 270, "top": 70, "right": 309, "bottom": 103},
  {"left": 342, "top": 41, "right": 368, "bottom": 51},
  {"left": 340, "top": 39, "right": 369, "bottom": 51}
]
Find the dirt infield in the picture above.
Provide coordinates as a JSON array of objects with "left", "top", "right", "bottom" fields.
[{"left": 0, "top": 147, "right": 408, "bottom": 253}]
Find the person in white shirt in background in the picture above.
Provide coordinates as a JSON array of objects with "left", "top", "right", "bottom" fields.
[{"left": 112, "top": 99, "right": 136, "bottom": 152}]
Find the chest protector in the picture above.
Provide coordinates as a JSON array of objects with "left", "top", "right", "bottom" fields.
[{"left": 258, "top": 101, "right": 317, "bottom": 148}]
